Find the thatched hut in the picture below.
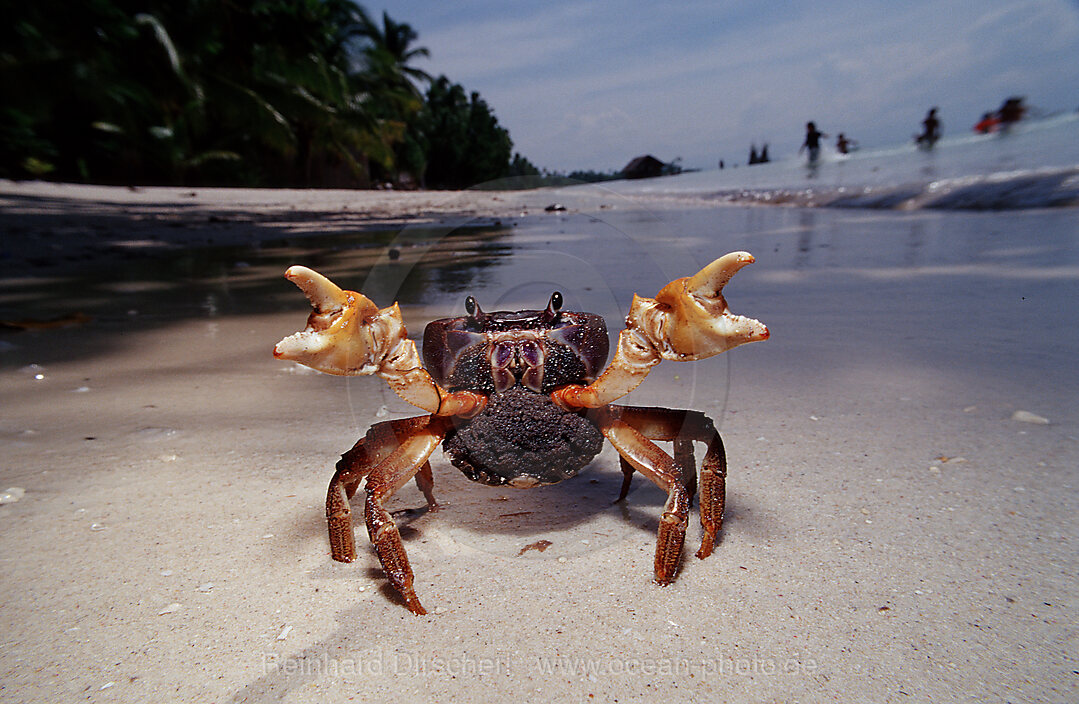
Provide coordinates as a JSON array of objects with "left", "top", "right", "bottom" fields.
[{"left": 621, "top": 155, "right": 665, "bottom": 179}]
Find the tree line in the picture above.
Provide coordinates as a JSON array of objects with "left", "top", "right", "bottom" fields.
[{"left": 0, "top": 0, "right": 527, "bottom": 189}]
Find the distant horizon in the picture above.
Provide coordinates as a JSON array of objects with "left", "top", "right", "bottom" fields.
[{"left": 383, "top": 0, "right": 1079, "bottom": 173}]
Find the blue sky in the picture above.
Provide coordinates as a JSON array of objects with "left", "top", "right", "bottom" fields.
[{"left": 379, "top": 1, "right": 1079, "bottom": 172}]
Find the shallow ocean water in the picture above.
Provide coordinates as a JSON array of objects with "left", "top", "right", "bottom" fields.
[{"left": 3, "top": 200, "right": 1077, "bottom": 416}]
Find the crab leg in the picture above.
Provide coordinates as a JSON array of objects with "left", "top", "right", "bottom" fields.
[
  {"left": 553, "top": 252, "right": 768, "bottom": 410},
  {"left": 326, "top": 416, "right": 449, "bottom": 615},
  {"left": 616, "top": 425, "right": 697, "bottom": 502},
  {"left": 365, "top": 418, "right": 448, "bottom": 615},
  {"left": 274, "top": 266, "right": 484, "bottom": 417},
  {"left": 413, "top": 461, "right": 439, "bottom": 511},
  {"left": 327, "top": 417, "right": 441, "bottom": 563},
  {"left": 610, "top": 406, "right": 727, "bottom": 559},
  {"left": 595, "top": 408, "right": 693, "bottom": 585}
]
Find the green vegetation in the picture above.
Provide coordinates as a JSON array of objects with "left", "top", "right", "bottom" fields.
[
  {"left": 416, "top": 76, "right": 512, "bottom": 189},
  {"left": 0, "top": 0, "right": 523, "bottom": 188},
  {"left": 497, "top": 155, "right": 625, "bottom": 188}
]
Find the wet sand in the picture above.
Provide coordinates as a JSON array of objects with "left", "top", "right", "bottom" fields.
[{"left": 1, "top": 181, "right": 1077, "bottom": 702}]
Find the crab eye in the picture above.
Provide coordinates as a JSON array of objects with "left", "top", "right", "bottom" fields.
[
  {"left": 464, "top": 296, "right": 487, "bottom": 325},
  {"left": 542, "top": 291, "right": 564, "bottom": 323}
]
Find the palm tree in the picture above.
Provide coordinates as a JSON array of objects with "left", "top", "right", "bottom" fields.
[
  {"left": 351, "top": 10, "right": 433, "bottom": 183},
  {"left": 156, "top": 0, "right": 390, "bottom": 185},
  {"left": 0, "top": 1, "right": 518, "bottom": 188},
  {"left": 356, "top": 10, "right": 432, "bottom": 92}
]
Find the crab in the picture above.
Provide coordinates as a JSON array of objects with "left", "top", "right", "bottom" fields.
[{"left": 274, "top": 252, "right": 769, "bottom": 614}]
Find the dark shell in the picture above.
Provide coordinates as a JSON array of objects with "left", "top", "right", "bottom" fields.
[
  {"left": 443, "top": 387, "right": 603, "bottom": 487},
  {"left": 422, "top": 299, "right": 609, "bottom": 393}
]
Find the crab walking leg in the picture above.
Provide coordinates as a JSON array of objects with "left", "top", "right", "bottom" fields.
[
  {"left": 616, "top": 456, "right": 635, "bottom": 503},
  {"left": 274, "top": 266, "right": 485, "bottom": 417},
  {"left": 360, "top": 417, "right": 448, "bottom": 615},
  {"left": 326, "top": 417, "right": 439, "bottom": 563},
  {"left": 612, "top": 406, "right": 728, "bottom": 559},
  {"left": 615, "top": 423, "right": 697, "bottom": 502},
  {"left": 326, "top": 471, "right": 359, "bottom": 563},
  {"left": 413, "top": 461, "right": 438, "bottom": 511},
  {"left": 553, "top": 252, "right": 768, "bottom": 410},
  {"left": 595, "top": 409, "right": 693, "bottom": 585},
  {"left": 675, "top": 437, "right": 697, "bottom": 501}
]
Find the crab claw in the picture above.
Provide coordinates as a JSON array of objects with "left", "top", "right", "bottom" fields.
[
  {"left": 273, "top": 266, "right": 385, "bottom": 375},
  {"left": 634, "top": 251, "right": 769, "bottom": 361},
  {"left": 275, "top": 266, "right": 481, "bottom": 415}
]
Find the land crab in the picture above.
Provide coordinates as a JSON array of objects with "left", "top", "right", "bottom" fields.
[{"left": 274, "top": 252, "right": 769, "bottom": 614}]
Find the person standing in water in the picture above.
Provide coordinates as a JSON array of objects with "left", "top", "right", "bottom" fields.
[
  {"left": 916, "top": 107, "right": 941, "bottom": 148},
  {"left": 836, "top": 133, "right": 857, "bottom": 154},
  {"left": 799, "top": 122, "right": 827, "bottom": 163}
]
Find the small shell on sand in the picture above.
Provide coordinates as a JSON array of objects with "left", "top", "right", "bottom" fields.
[
  {"left": 0, "top": 487, "right": 26, "bottom": 505},
  {"left": 1011, "top": 410, "right": 1049, "bottom": 425}
]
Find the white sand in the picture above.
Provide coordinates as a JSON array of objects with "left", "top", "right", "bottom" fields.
[{"left": 1, "top": 181, "right": 1076, "bottom": 702}]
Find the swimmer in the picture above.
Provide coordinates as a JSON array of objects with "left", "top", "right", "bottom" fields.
[
  {"left": 836, "top": 133, "right": 857, "bottom": 154},
  {"left": 916, "top": 107, "right": 941, "bottom": 148},
  {"left": 799, "top": 122, "right": 827, "bottom": 163}
]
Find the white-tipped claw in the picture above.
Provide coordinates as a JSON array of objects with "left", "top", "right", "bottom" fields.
[
  {"left": 274, "top": 266, "right": 455, "bottom": 414},
  {"left": 274, "top": 267, "right": 384, "bottom": 376},
  {"left": 637, "top": 251, "right": 769, "bottom": 361},
  {"left": 685, "top": 251, "right": 757, "bottom": 299},
  {"left": 552, "top": 251, "right": 769, "bottom": 410},
  {"left": 285, "top": 266, "right": 354, "bottom": 317}
]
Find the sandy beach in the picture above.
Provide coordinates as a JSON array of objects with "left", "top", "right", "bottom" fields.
[{"left": 1, "top": 180, "right": 1076, "bottom": 702}]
